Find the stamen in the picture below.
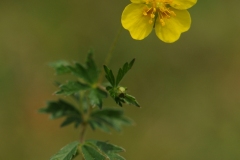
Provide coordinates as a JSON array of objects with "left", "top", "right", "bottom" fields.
[{"left": 143, "top": 0, "right": 176, "bottom": 26}]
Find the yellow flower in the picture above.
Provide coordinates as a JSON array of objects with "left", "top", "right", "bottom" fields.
[{"left": 121, "top": 0, "right": 197, "bottom": 43}]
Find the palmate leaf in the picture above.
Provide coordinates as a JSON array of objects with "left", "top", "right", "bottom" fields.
[
  {"left": 103, "top": 59, "right": 139, "bottom": 107},
  {"left": 55, "top": 81, "right": 90, "bottom": 96},
  {"left": 68, "top": 51, "right": 99, "bottom": 84},
  {"left": 89, "top": 108, "right": 133, "bottom": 133},
  {"left": 84, "top": 140, "right": 126, "bottom": 160},
  {"left": 39, "top": 99, "right": 82, "bottom": 128},
  {"left": 103, "top": 59, "right": 135, "bottom": 87},
  {"left": 50, "top": 141, "right": 80, "bottom": 160}
]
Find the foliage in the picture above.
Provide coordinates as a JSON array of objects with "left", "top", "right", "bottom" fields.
[
  {"left": 104, "top": 59, "right": 140, "bottom": 107},
  {"left": 39, "top": 51, "right": 139, "bottom": 160}
]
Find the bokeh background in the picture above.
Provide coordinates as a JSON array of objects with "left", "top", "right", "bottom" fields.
[{"left": 1, "top": 0, "right": 240, "bottom": 159}]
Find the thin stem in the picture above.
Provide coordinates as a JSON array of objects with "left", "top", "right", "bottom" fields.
[
  {"left": 80, "top": 122, "right": 88, "bottom": 143},
  {"left": 98, "top": 27, "right": 122, "bottom": 84}
]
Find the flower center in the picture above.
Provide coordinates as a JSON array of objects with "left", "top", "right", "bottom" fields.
[{"left": 143, "top": 0, "right": 176, "bottom": 26}]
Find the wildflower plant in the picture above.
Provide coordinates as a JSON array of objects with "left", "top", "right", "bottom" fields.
[{"left": 39, "top": 0, "right": 196, "bottom": 159}]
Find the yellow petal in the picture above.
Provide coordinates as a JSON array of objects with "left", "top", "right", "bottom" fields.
[
  {"left": 121, "top": 4, "right": 153, "bottom": 40},
  {"left": 130, "top": 0, "right": 146, "bottom": 3},
  {"left": 171, "top": 0, "right": 197, "bottom": 10},
  {"left": 155, "top": 9, "right": 191, "bottom": 43}
]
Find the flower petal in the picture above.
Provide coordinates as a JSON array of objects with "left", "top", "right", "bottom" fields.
[
  {"left": 155, "top": 9, "right": 191, "bottom": 43},
  {"left": 130, "top": 0, "right": 146, "bottom": 3},
  {"left": 171, "top": 0, "right": 197, "bottom": 10},
  {"left": 121, "top": 4, "right": 153, "bottom": 40}
]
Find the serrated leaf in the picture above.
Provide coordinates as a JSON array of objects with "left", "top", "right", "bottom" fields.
[
  {"left": 85, "top": 140, "right": 126, "bottom": 160},
  {"left": 55, "top": 81, "right": 90, "bottom": 95},
  {"left": 88, "top": 120, "right": 111, "bottom": 133},
  {"left": 103, "top": 65, "right": 115, "bottom": 87},
  {"left": 49, "top": 60, "right": 71, "bottom": 75},
  {"left": 69, "top": 63, "right": 92, "bottom": 84},
  {"left": 115, "top": 59, "right": 135, "bottom": 86},
  {"left": 107, "top": 153, "right": 125, "bottom": 160},
  {"left": 39, "top": 99, "right": 82, "bottom": 128},
  {"left": 123, "top": 94, "right": 140, "bottom": 107},
  {"left": 39, "top": 99, "right": 81, "bottom": 119},
  {"left": 85, "top": 50, "right": 99, "bottom": 82},
  {"left": 50, "top": 141, "right": 80, "bottom": 160},
  {"left": 81, "top": 144, "right": 107, "bottom": 160},
  {"left": 88, "top": 87, "right": 108, "bottom": 109},
  {"left": 89, "top": 108, "right": 133, "bottom": 132},
  {"left": 68, "top": 51, "right": 99, "bottom": 85},
  {"left": 61, "top": 116, "right": 82, "bottom": 128}
]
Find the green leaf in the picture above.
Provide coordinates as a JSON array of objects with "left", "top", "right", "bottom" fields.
[
  {"left": 88, "top": 87, "right": 108, "bottom": 109},
  {"left": 81, "top": 144, "right": 106, "bottom": 160},
  {"left": 39, "top": 99, "right": 82, "bottom": 128},
  {"left": 69, "top": 63, "right": 92, "bottom": 84},
  {"left": 88, "top": 120, "right": 111, "bottom": 133},
  {"left": 39, "top": 99, "right": 80, "bottom": 119},
  {"left": 122, "top": 94, "right": 140, "bottom": 107},
  {"left": 55, "top": 81, "right": 90, "bottom": 95},
  {"left": 115, "top": 59, "right": 135, "bottom": 86},
  {"left": 68, "top": 51, "right": 99, "bottom": 84},
  {"left": 103, "top": 65, "right": 115, "bottom": 87},
  {"left": 50, "top": 141, "right": 80, "bottom": 160},
  {"left": 85, "top": 50, "right": 99, "bottom": 83},
  {"left": 61, "top": 116, "right": 82, "bottom": 128},
  {"left": 89, "top": 108, "right": 133, "bottom": 132},
  {"left": 85, "top": 140, "right": 126, "bottom": 160},
  {"left": 49, "top": 60, "right": 71, "bottom": 75}
]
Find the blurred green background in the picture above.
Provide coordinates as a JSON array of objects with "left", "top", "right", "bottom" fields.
[{"left": 1, "top": 0, "right": 240, "bottom": 159}]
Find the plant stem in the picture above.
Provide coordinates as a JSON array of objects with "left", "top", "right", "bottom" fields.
[
  {"left": 80, "top": 122, "right": 87, "bottom": 143},
  {"left": 98, "top": 27, "right": 122, "bottom": 84}
]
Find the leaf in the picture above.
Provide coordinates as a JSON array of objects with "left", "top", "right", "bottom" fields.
[
  {"left": 85, "top": 140, "right": 126, "bottom": 160},
  {"left": 68, "top": 51, "right": 99, "bottom": 84},
  {"left": 115, "top": 59, "right": 135, "bottom": 86},
  {"left": 85, "top": 50, "right": 99, "bottom": 83},
  {"left": 81, "top": 144, "right": 106, "bottom": 160},
  {"left": 69, "top": 63, "right": 92, "bottom": 84},
  {"left": 88, "top": 87, "right": 108, "bottom": 109},
  {"left": 89, "top": 108, "right": 133, "bottom": 132},
  {"left": 49, "top": 60, "right": 71, "bottom": 75},
  {"left": 39, "top": 99, "right": 80, "bottom": 119},
  {"left": 103, "top": 65, "right": 115, "bottom": 87},
  {"left": 122, "top": 94, "right": 140, "bottom": 107},
  {"left": 50, "top": 141, "right": 80, "bottom": 160},
  {"left": 61, "top": 116, "right": 82, "bottom": 128},
  {"left": 55, "top": 81, "right": 90, "bottom": 95},
  {"left": 39, "top": 99, "right": 82, "bottom": 128}
]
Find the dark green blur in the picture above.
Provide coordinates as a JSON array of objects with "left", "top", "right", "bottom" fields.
[{"left": 1, "top": 0, "right": 240, "bottom": 159}]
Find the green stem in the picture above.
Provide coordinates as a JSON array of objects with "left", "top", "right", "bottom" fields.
[
  {"left": 98, "top": 27, "right": 122, "bottom": 84},
  {"left": 80, "top": 122, "right": 87, "bottom": 143}
]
